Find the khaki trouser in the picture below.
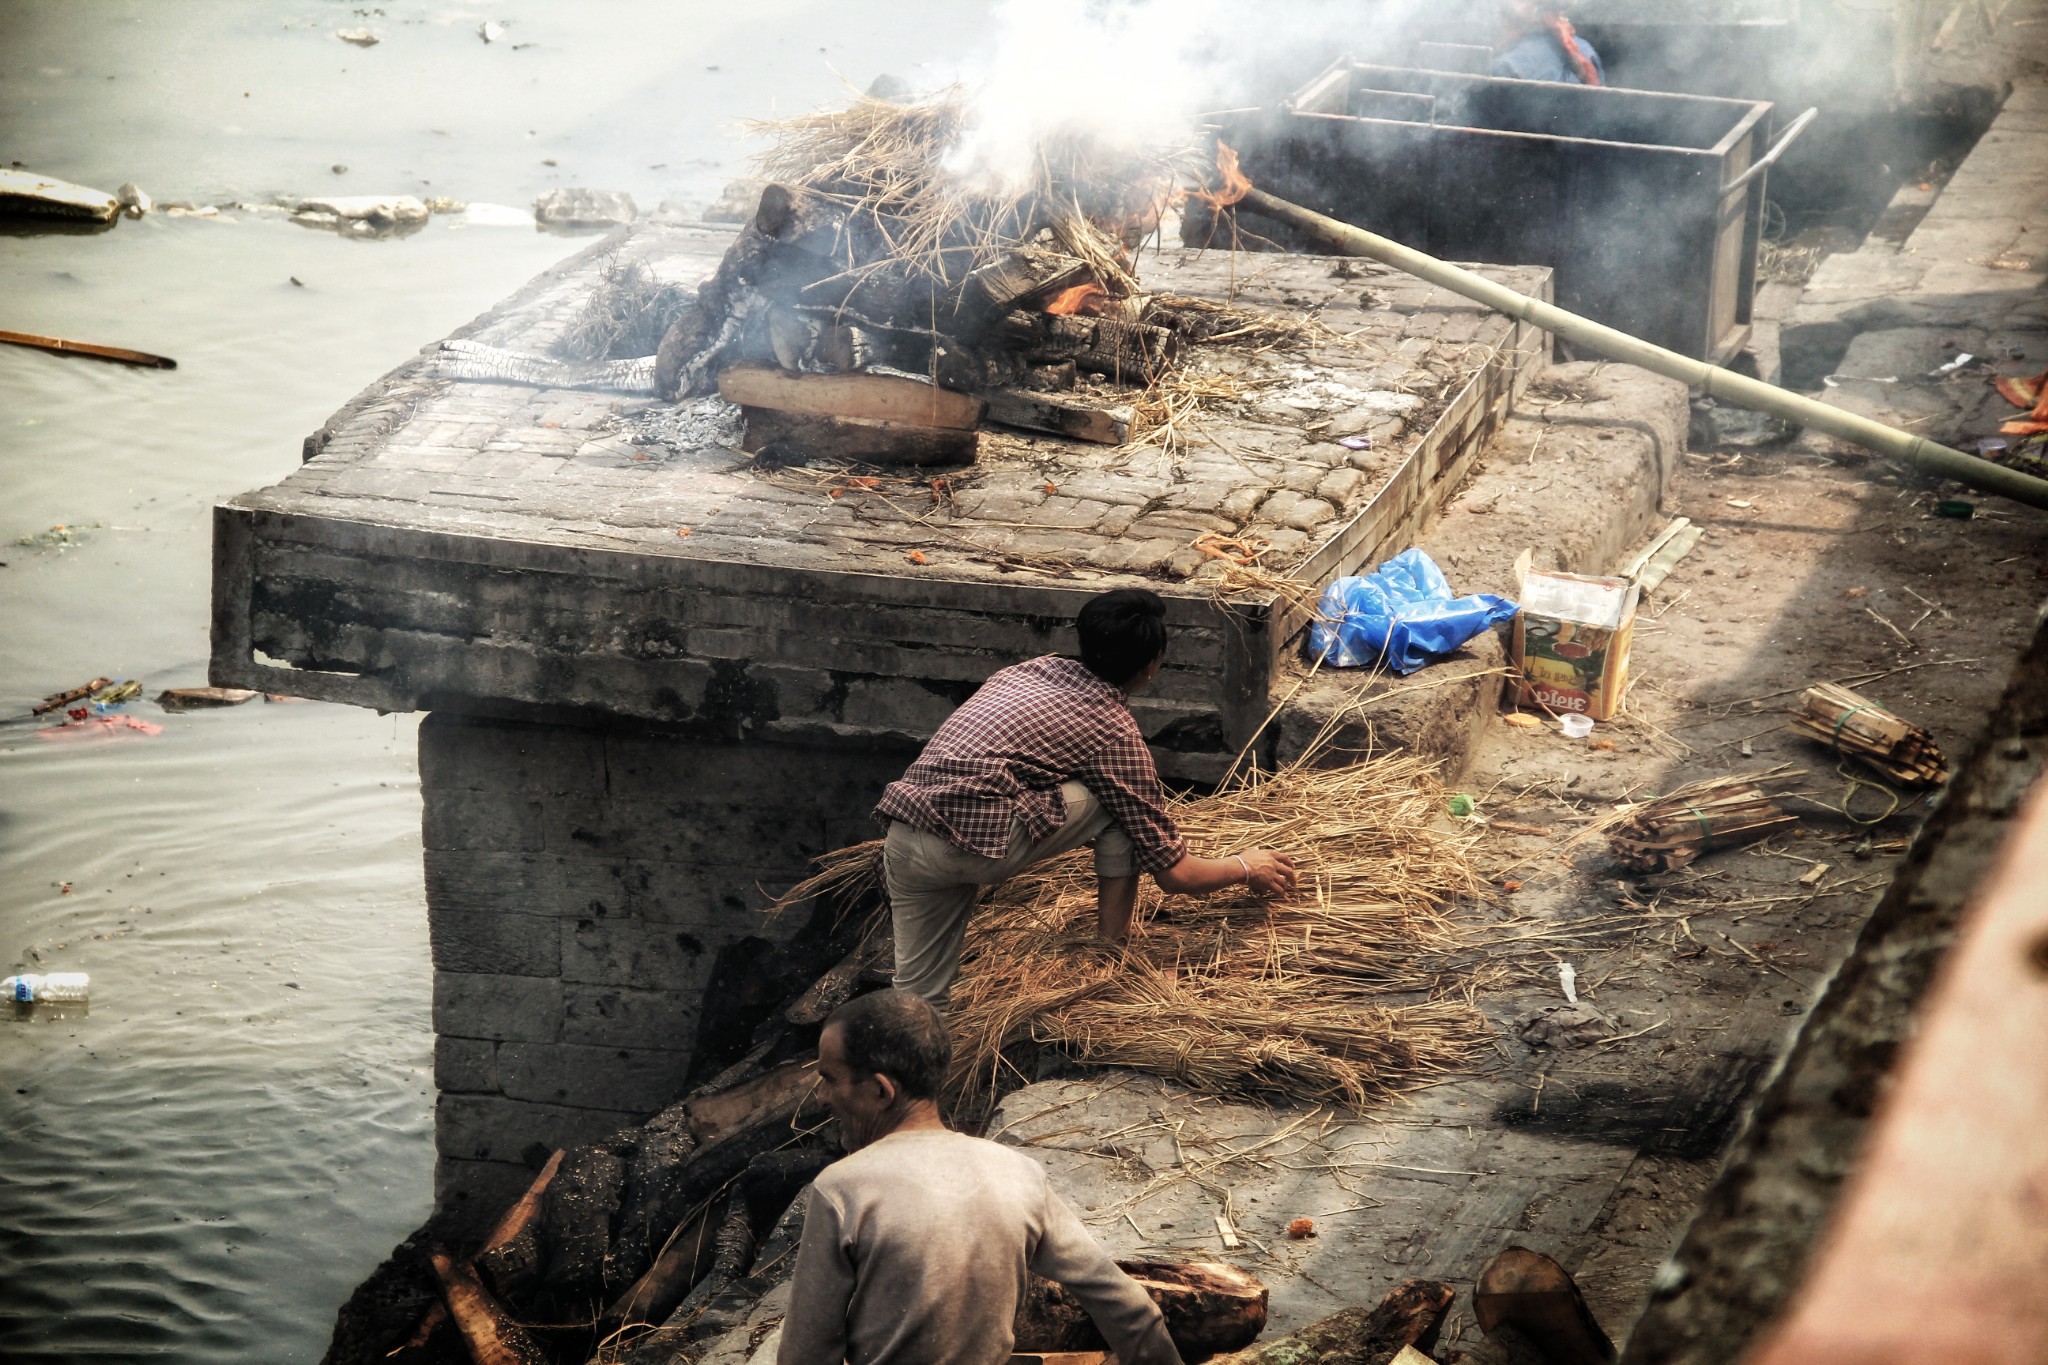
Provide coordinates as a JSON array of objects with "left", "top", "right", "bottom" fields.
[{"left": 886, "top": 781, "right": 1135, "bottom": 1012}]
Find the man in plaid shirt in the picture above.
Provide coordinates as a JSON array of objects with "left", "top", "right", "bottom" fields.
[{"left": 877, "top": 588, "right": 1298, "bottom": 1011}]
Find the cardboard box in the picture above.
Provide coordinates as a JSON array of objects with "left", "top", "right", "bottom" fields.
[{"left": 1512, "top": 570, "right": 1639, "bottom": 721}]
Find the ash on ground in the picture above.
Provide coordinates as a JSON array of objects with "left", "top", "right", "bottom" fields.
[{"left": 624, "top": 396, "right": 745, "bottom": 454}]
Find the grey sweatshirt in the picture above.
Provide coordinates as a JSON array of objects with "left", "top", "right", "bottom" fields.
[{"left": 775, "top": 1129, "right": 1182, "bottom": 1365}]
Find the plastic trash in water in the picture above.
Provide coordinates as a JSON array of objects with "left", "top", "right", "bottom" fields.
[
  {"left": 1559, "top": 963, "right": 1578, "bottom": 1003},
  {"left": 1560, "top": 713, "right": 1596, "bottom": 739},
  {"left": 1307, "top": 548, "right": 1519, "bottom": 674},
  {"left": 4, "top": 972, "right": 90, "bottom": 1004}
]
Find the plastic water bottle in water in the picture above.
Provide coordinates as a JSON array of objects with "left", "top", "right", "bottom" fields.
[{"left": 4, "top": 972, "right": 90, "bottom": 1004}]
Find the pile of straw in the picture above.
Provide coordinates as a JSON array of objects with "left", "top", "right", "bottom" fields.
[
  {"left": 934, "top": 753, "right": 1495, "bottom": 1109},
  {"left": 747, "top": 92, "right": 1185, "bottom": 293},
  {"left": 558, "top": 250, "right": 695, "bottom": 361}
]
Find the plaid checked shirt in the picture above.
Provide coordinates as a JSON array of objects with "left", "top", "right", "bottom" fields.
[{"left": 875, "top": 655, "right": 1187, "bottom": 874}]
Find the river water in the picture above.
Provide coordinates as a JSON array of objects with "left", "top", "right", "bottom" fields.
[{"left": 0, "top": 4, "right": 983, "bottom": 1359}]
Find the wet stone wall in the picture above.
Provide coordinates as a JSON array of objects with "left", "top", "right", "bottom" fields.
[{"left": 418, "top": 712, "right": 902, "bottom": 1219}]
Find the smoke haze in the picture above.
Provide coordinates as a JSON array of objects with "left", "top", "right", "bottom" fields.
[{"left": 938, "top": 0, "right": 1499, "bottom": 191}]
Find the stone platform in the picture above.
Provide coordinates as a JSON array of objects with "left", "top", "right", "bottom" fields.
[
  {"left": 211, "top": 224, "right": 1549, "bottom": 1213},
  {"left": 213, "top": 224, "right": 1547, "bottom": 782}
]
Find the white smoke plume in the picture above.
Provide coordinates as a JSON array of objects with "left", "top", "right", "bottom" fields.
[
  {"left": 937, "top": 0, "right": 1495, "bottom": 192},
  {"left": 940, "top": 0, "right": 1234, "bottom": 191}
]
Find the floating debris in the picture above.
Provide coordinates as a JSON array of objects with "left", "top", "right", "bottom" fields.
[
  {"left": 0, "top": 167, "right": 119, "bottom": 223},
  {"left": 157, "top": 687, "right": 259, "bottom": 713}
]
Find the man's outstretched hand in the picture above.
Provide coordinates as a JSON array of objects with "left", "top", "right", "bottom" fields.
[
  {"left": 1240, "top": 848, "right": 1298, "bottom": 897},
  {"left": 1156, "top": 848, "right": 1303, "bottom": 898}
]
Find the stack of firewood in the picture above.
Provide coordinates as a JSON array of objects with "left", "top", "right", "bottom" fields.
[
  {"left": 643, "top": 95, "right": 1278, "bottom": 464},
  {"left": 1607, "top": 770, "right": 1803, "bottom": 874},
  {"left": 347, "top": 926, "right": 1281, "bottom": 1365},
  {"left": 656, "top": 179, "right": 1200, "bottom": 464},
  {"left": 1788, "top": 682, "right": 1948, "bottom": 787}
]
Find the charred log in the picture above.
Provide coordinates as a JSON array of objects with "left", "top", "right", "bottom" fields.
[
  {"left": 981, "top": 389, "right": 1133, "bottom": 445},
  {"left": 1355, "top": 1280, "right": 1458, "bottom": 1363},
  {"left": 1209, "top": 1281, "right": 1455, "bottom": 1365},
  {"left": 537, "top": 1148, "right": 627, "bottom": 1298},
  {"left": 596, "top": 1193, "right": 727, "bottom": 1342},
  {"left": 1025, "top": 361, "right": 1078, "bottom": 391},
  {"left": 319, "top": 1211, "right": 473, "bottom": 1365},
  {"left": 631, "top": 1075, "right": 829, "bottom": 1278},
  {"left": 617, "top": 1190, "right": 814, "bottom": 1365},
  {"left": 1011, "top": 311, "right": 1178, "bottom": 380},
  {"left": 754, "top": 183, "right": 850, "bottom": 258},
  {"left": 683, "top": 1059, "right": 818, "bottom": 1147},
  {"left": 1016, "top": 1261, "right": 1269, "bottom": 1359},
  {"left": 431, "top": 1255, "right": 552, "bottom": 1365},
  {"left": 740, "top": 408, "right": 979, "bottom": 467},
  {"left": 656, "top": 1200, "right": 757, "bottom": 1344},
  {"left": 475, "top": 1149, "right": 564, "bottom": 1299},
  {"left": 599, "top": 1110, "right": 699, "bottom": 1297},
  {"left": 783, "top": 935, "right": 891, "bottom": 1027},
  {"left": 957, "top": 250, "right": 1101, "bottom": 329},
  {"left": 652, "top": 299, "right": 714, "bottom": 400}
]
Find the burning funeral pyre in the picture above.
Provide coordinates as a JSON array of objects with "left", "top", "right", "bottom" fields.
[{"left": 646, "top": 94, "right": 1263, "bottom": 464}]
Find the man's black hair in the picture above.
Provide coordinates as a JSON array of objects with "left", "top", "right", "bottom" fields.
[
  {"left": 1077, "top": 588, "right": 1168, "bottom": 687},
  {"left": 825, "top": 989, "right": 952, "bottom": 1102}
]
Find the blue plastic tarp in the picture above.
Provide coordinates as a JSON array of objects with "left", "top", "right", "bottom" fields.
[{"left": 1307, "top": 548, "right": 1519, "bottom": 674}]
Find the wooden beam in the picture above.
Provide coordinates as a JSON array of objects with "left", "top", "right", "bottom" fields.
[{"left": 719, "top": 364, "right": 985, "bottom": 431}]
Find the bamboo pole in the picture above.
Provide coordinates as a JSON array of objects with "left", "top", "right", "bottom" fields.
[
  {"left": 1239, "top": 186, "right": 2048, "bottom": 511},
  {"left": 0, "top": 328, "right": 176, "bottom": 369}
]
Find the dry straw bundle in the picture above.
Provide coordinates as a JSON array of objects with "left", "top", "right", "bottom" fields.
[
  {"left": 935, "top": 752, "right": 1496, "bottom": 1110},
  {"left": 559, "top": 249, "right": 696, "bottom": 361},
  {"left": 748, "top": 92, "right": 1184, "bottom": 294}
]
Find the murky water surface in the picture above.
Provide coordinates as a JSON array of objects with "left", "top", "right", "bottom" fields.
[{"left": 0, "top": 3, "right": 981, "bottom": 1359}]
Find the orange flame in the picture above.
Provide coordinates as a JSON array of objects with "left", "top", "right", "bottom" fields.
[
  {"left": 1188, "top": 141, "right": 1252, "bottom": 210},
  {"left": 1044, "top": 282, "right": 1108, "bottom": 317}
]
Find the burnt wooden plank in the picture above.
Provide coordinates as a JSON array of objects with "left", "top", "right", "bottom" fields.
[
  {"left": 739, "top": 407, "right": 979, "bottom": 467},
  {"left": 981, "top": 389, "right": 1133, "bottom": 445}
]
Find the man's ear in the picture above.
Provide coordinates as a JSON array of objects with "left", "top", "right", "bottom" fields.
[{"left": 871, "top": 1071, "right": 900, "bottom": 1107}]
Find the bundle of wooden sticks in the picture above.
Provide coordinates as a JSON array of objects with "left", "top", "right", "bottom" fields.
[
  {"left": 1607, "top": 769, "right": 1803, "bottom": 873},
  {"left": 1787, "top": 682, "right": 1948, "bottom": 787}
]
